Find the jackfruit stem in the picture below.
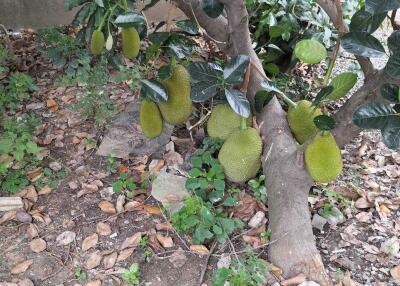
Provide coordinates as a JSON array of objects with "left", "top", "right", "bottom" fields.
[
  {"left": 98, "top": 9, "right": 111, "bottom": 31},
  {"left": 277, "top": 92, "right": 297, "bottom": 108},
  {"left": 121, "top": 0, "right": 128, "bottom": 11},
  {"left": 240, "top": 117, "right": 247, "bottom": 130}
]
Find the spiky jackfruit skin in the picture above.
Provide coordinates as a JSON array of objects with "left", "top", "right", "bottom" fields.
[
  {"left": 122, "top": 27, "right": 140, "bottom": 59},
  {"left": 207, "top": 104, "right": 252, "bottom": 140},
  {"left": 140, "top": 100, "right": 163, "bottom": 138},
  {"left": 90, "top": 30, "right": 105, "bottom": 55},
  {"left": 305, "top": 132, "right": 343, "bottom": 183},
  {"left": 218, "top": 128, "right": 262, "bottom": 183},
  {"left": 158, "top": 65, "right": 192, "bottom": 125},
  {"left": 288, "top": 100, "right": 322, "bottom": 144}
]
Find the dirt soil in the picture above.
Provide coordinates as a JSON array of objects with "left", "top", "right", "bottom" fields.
[{"left": 0, "top": 30, "right": 399, "bottom": 286}]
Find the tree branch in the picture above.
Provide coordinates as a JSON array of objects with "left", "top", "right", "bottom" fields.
[{"left": 317, "top": 0, "right": 375, "bottom": 76}]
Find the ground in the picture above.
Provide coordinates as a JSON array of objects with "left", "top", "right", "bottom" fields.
[{"left": 0, "top": 27, "right": 400, "bottom": 286}]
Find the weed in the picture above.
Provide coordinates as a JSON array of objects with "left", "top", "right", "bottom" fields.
[
  {"left": 260, "top": 228, "right": 271, "bottom": 241},
  {"left": 212, "top": 254, "right": 270, "bottom": 286},
  {"left": 139, "top": 235, "right": 149, "bottom": 248},
  {"left": 112, "top": 65, "right": 142, "bottom": 91},
  {"left": 248, "top": 175, "right": 267, "bottom": 204},
  {"left": 74, "top": 267, "right": 87, "bottom": 282},
  {"left": 112, "top": 173, "right": 136, "bottom": 194},
  {"left": 143, "top": 250, "right": 153, "bottom": 262},
  {"left": 172, "top": 196, "right": 243, "bottom": 244},
  {"left": 34, "top": 167, "right": 67, "bottom": 190},
  {"left": 105, "top": 153, "right": 119, "bottom": 174},
  {"left": 122, "top": 263, "right": 140, "bottom": 285}
]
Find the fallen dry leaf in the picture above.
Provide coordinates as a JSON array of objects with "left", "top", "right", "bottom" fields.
[
  {"left": 120, "top": 232, "right": 142, "bottom": 250},
  {"left": 85, "top": 251, "right": 102, "bottom": 269},
  {"left": 26, "top": 167, "right": 43, "bottom": 181},
  {"left": 150, "top": 159, "right": 165, "bottom": 173},
  {"left": 16, "top": 186, "right": 38, "bottom": 202},
  {"left": 86, "top": 280, "right": 102, "bottom": 286},
  {"left": 18, "top": 278, "right": 34, "bottom": 286},
  {"left": 26, "top": 223, "right": 38, "bottom": 239},
  {"left": 38, "top": 186, "right": 52, "bottom": 195},
  {"left": 103, "top": 252, "right": 118, "bottom": 269},
  {"left": 271, "top": 264, "right": 283, "bottom": 276},
  {"left": 124, "top": 201, "right": 143, "bottom": 212},
  {"left": 82, "top": 233, "right": 99, "bottom": 251},
  {"left": 242, "top": 235, "right": 266, "bottom": 248},
  {"left": 10, "top": 259, "right": 33, "bottom": 274},
  {"left": 281, "top": 273, "right": 306, "bottom": 286},
  {"left": 116, "top": 195, "right": 125, "bottom": 214},
  {"left": 98, "top": 201, "right": 117, "bottom": 214},
  {"left": 117, "top": 248, "right": 135, "bottom": 262},
  {"left": 117, "top": 164, "right": 129, "bottom": 173},
  {"left": 391, "top": 265, "right": 400, "bottom": 279},
  {"left": 0, "top": 210, "right": 17, "bottom": 224},
  {"left": 156, "top": 234, "right": 174, "bottom": 248},
  {"left": 56, "top": 231, "right": 76, "bottom": 246},
  {"left": 96, "top": 222, "right": 112, "bottom": 236},
  {"left": 46, "top": 99, "right": 59, "bottom": 112},
  {"left": 355, "top": 197, "right": 373, "bottom": 209},
  {"left": 233, "top": 194, "right": 257, "bottom": 221},
  {"left": 30, "top": 238, "right": 46, "bottom": 253},
  {"left": 143, "top": 205, "right": 161, "bottom": 215},
  {"left": 190, "top": 245, "right": 209, "bottom": 256},
  {"left": 155, "top": 222, "right": 173, "bottom": 231}
]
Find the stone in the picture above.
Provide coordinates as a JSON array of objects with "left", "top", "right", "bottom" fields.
[
  {"left": 151, "top": 172, "right": 189, "bottom": 213},
  {"left": 326, "top": 207, "right": 345, "bottom": 226},
  {"left": 248, "top": 211, "right": 266, "bottom": 228},
  {"left": 312, "top": 214, "right": 327, "bottom": 231},
  {"left": 97, "top": 101, "right": 173, "bottom": 158},
  {"left": 380, "top": 237, "right": 400, "bottom": 256}
]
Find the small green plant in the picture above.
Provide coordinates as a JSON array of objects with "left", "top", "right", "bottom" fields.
[
  {"left": 112, "top": 65, "right": 142, "bottom": 91},
  {"left": 0, "top": 114, "right": 42, "bottom": 193},
  {"left": 261, "top": 228, "right": 272, "bottom": 241},
  {"left": 212, "top": 254, "right": 270, "bottom": 286},
  {"left": 105, "top": 153, "right": 119, "bottom": 174},
  {"left": 0, "top": 72, "right": 38, "bottom": 111},
  {"left": 140, "top": 173, "right": 157, "bottom": 192},
  {"left": 122, "top": 263, "right": 140, "bottom": 286},
  {"left": 313, "top": 187, "right": 353, "bottom": 209},
  {"left": 172, "top": 196, "right": 243, "bottom": 244},
  {"left": 143, "top": 249, "right": 153, "bottom": 262},
  {"left": 139, "top": 235, "right": 149, "bottom": 248},
  {"left": 73, "top": 86, "right": 116, "bottom": 126},
  {"left": 248, "top": 175, "right": 267, "bottom": 204},
  {"left": 74, "top": 267, "right": 88, "bottom": 282},
  {"left": 34, "top": 167, "right": 67, "bottom": 190},
  {"left": 112, "top": 173, "right": 136, "bottom": 194}
]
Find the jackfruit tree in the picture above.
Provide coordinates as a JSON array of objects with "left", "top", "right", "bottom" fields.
[{"left": 66, "top": 0, "right": 400, "bottom": 283}]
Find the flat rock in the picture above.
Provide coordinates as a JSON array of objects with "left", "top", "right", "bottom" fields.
[
  {"left": 151, "top": 172, "right": 189, "bottom": 213},
  {"left": 312, "top": 214, "right": 327, "bottom": 231},
  {"left": 97, "top": 101, "right": 173, "bottom": 158}
]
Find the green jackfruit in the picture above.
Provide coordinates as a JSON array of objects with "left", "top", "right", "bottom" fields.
[
  {"left": 288, "top": 100, "right": 322, "bottom": 144},
  {"left": 140, "top": 100, "right": 163, "bottom": 138},
  {"left": 305, "top": 132, "right": 343, "bottom": 183},
  {"left": 122, "top": 27, "right": 140, "bottom": 59},
  {"left": 158, "top": 65, "right": 192, "bottom": 125},
  {"left": 207, "top": 104, "right": 252, "bottom": 140},
  {"left": 90, "top": 30, "right": 105, "bottom": 55},
  {"left": 218, "top": 128, "right": 262, "bottom": 183}
]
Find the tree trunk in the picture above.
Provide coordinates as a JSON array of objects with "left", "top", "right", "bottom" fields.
[{"left": 260, "top": 97, "right": 332, "bottom": 284}]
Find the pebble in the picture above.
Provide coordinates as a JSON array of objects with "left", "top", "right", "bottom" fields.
[
  {"left": 312, "top": 214, "right": 327, "bottom": 231},
  {"left": 49, "top": 161, "right": 62, "bottom": 171},
  {"left": 248, "top": 211, "right": 266, "bottom": 228}
]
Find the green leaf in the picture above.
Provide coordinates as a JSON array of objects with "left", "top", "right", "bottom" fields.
[
  {"left": 191, "top": 156, "right": 203, "bottom": 168},
  {"left": 366, "top": 0, "right": 400, "bottom": 14},
  {"left": 201, "top": 0, "right": 224, "bottom": 18},
  {"left": 313, "top": 86, "right": 334, "bottom": 106},
  {"left": 114, "top": 12, "right": 147, "bottom": 37},
  {"left": 140, "top": 80, "right": 168, "bottom": 102},
  {"left": 220, "top": 218, "right": 235, "bottom": 234},
  {"left": 388, "top": 31, "right": 400, "bottom": 54},
  {"left": 164, "top": 34, "right": 194, "bottom": 59},
  {"left": 349, "top": 7, "right": 386, "bottom": 33},
  {"left": 188, "top": 62, "right": 223, "bottom": 83},
  {"left": 188, "top": 168, "right": 203, "bottom": 178},
  {"left": 385, "top": 54, "right": 400, "bottom": 79},
  {"left": 314, "top": 115, "right": 336, "bottom": 131},
  {"left": 148, "top": 32, "right": 170, "bottom": 44},
  {"left": 381, "top": 83, "right": 400, "bottom": 102},
  {"left": 95, "top": 0, "right": 104, "bottom": 7},
  {"left": 341, "top": 32, "right": 386, "bottom": 57},
  {"left": 208, "top": 189, "right": 224, "bottom": 203},
  {"left": 353, "top": 102, "right": 397, "bottom": 129},
  {"left": 254, "top": 90, "right": 273, "bottom": 113},
  {"left": 158, "top": 64, "right": 173, "bottom": 81},
  {"left": 223, "top": 197, "right": 238, "bottom": 207},
  {"left": 294, "top": 39, "right": 327, "bottom": 64},
  {"left": 175, "top": 20, "right": 199, "bottom": 35},
  {"left": 194, "top": 225, "right": 213, "bottom": 243},
  {"left": 382, "top": 116, "right": 400, "bottom": 149},
  {"left": 223, "top": 55, "right": 250, "bottom": 85},
  {"left": 191, "top": 81, "right": 219, "bottom": 102},
  {"left": 328, "top": 72, "right": 358, "bottom": 100},
  {"left": 213, "top": 179, "right": 225, "bottom": 191},
  {"left": 212, "top": 225, "right": 223, "bottom": 235},
  {"left": 225, "top": 89, "right": 251, "bottom": 118},
  {"left": 260, "top": 80, "right": 285, "bottom": 96},
  {"left": 26, "top": 142, "right": 39, "bottom": 154},
  {"left": 264, "top": 63, "right": 280, "bottom": 76}
]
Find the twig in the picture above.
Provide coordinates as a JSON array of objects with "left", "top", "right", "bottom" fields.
[
  {"left": 241, "top": 62, "right": 251, "bottom": 95},
  {"left": 198, "top": 240, "right": 217, "bottom": 286},
  {"left": 188, "top": 109, "right": 212, "bottom": 131}
]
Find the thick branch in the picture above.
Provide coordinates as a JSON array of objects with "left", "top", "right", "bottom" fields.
[{"left": 333, "top": 71, "right": 400, "bottom": 147}]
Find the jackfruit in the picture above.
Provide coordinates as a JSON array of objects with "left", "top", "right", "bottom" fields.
[
  {"left": 218, "top": 128, "right": 262, "bottom": 183},
  {"left": 305, "top": 132, "right": 343, "bottom": 183},
  {"left": 207, "top": 104, "right": 252, "bottom": 140},
  {"left": 158, "top": 65, "right": 192, "bottom": 125},
  {"left": 140, "top": 100, "right": 163, "bottom": 138},
  {"left": 287, "top": 100, "right": 322, "bottom": 144},
  {"left": 90, "top": 30, "right": 105, "bottom": 55},
  {"left": 122, "top": 27, "right": 140, "bottom": 59}
]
